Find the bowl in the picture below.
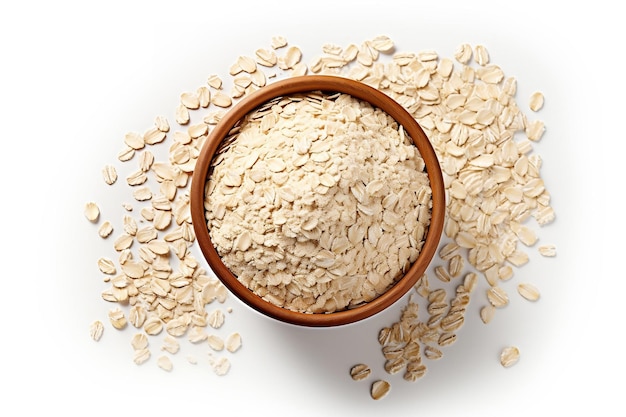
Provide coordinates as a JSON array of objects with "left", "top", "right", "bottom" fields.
[{"left": 190, "top": 75, "right": 445, "bottom": 327}]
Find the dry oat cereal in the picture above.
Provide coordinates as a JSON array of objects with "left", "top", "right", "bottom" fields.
[
  {"left": 370, "top": 380, "right": 391, "bottom": 400},
  {"left": 162, "top": 336, "right": 180, "bottom": 354},
  {"left": 487, "top": 286, "right": 509, "bottom": 308},
  {"left": 529, "top": 91, "right": 544, "bottom": 111},
  {"left": 480, "top": 304, "right": 496, "bottom": 324},
  {"left": 517, "top": 282, "right": 540, "bottom": 301},
  {"left": 538, "top": 244, "right": 556, "bottom": 257},
  {"left": 133, "top": 348, "right": 151, "bottom": 365},
  {"left": 350, "top": 364, "right": 371, "bottom": 381},
  {"left": 210, "top": 356, "right": 231, "bottom": 376},
  {"left": 157, "top": 355, "right": 174, "bottom": 372},
  {"left": 207, "top": 334, "right": 225, "bottom": 351},
  {"left": 98, "top": 221, "right": 113, "bottom": 238},
  {"left": 131, "top": 333, "right": 149, "bottom": 350},
  {"left": 108, "top": 307, "right": 127, "bottom": 330},
  {"left": 89, "top": 320, "right": 104, "bottom": 341},
  {"left": 84, "top": 202, "right": 100, "bottom": 222},
  {"left": 87, "top": 34, "right": 556, "bottom": 393},
  {"left": 102, "top": 165, "right": 118, "bottom": 185},
  {"left": 500, "top": 346, "right": 520, "bottom": 368},
  {"left": 225, "top": 332, "right": 242, "bottom": 353},
  {"left": 205, "top": 91, "right": 433, "bottom": 313}
]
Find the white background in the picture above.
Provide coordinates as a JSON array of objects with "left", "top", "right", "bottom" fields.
[{"left": 1, "top": 1, "right": 623, "bottom": 416}]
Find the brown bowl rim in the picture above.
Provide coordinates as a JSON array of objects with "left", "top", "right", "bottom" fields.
[{"left": 190, "top": 75, "right": 445, "bottom": 327}]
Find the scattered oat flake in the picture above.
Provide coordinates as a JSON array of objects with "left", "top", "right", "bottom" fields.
[
  {"left": 197, "top": 86, "right": 211, "bottom": 107},
  {"left": 84, "top": 202, "right": 100, "bottom": 222},
  {"left": 517, "top": 283, "right": 540, "bottom": 301},
  {"left": 157, "top": 355, "right": 173, "bottom": 372},
  {"left": 211, "top": 356, "right": 231, "bottom": 376},
  {"left": 133, "top": 186, "right": 152, "bottom": 202},
  {"left": 102, "top": 165, "right": 117, "bottom": 185},
  {"left": 404, "top": 361, "right": 427, "bottom": 382},
  {"left": 207, "top": 74, "right": 222, "bottom": 89},
  {"left": 124, "top": 132, "right": 144, "bottom": 150},
  {"left": 237, "top": 55, "right": 257, "bottom": 73},
  {"left": 131, "top": 333, "right": 149, "bottom": 350},
  {"left": 271, "top": 35, "right": 287, "bottom": 49},
  {"left": 439, "top": 242, "right": 459, "bottom": 260},
  {"left": 211, "top": 91, "right": 232, "bottom": 108},
  {"left": 188, "top": 326, "right": 209, "bottom": 343},
  {"left": 350, "top": 364, "right": 371, "bottom": 381},
  {"left": 118, "top": 146, "right": 134, "bottom": 162},
  {"left": 154, "top": 115, "right": 169, "bottom": 132},
  {"left": 424, "top": 346, "right": 443, "bottom": 360},
  {"left": 180, "top": 91, "right": 200, "bottom": 109},
  {"left": 370, "top": 380, "right": 391, "bottom": 400},
  {"left": 474, "top": 45, "right": 489, "bottom": 66},
  {"left": 225, "top": 332, "right": 242, "bottom": 353},
  {"left": 434, "top": 265, "right": 452, "bottom": 283},
  {"left": 143, "top": 128, "right": 166, "bottom": 145},
  {"left": 448, "top": 254, "right": 464, "bottom": 277},
  {"left": 89, "top": 321, "right": 104, "bottom": 341},
  {"left": 498, "top": 265, "right": 514, "bottom": 281},
  {"left": 208, "top": 309, "right": 225, "bottom": 328},
  {"left": 98, "top": 221, "right": 113, "bottom": 238},
  {"left": 143, "top": 317, "right": 163, "bottom": 336},
  {"left": 161, "top": 335, "right": 180, "bottom": 354},
  {"left": 129, "top": 305, "right": 147, "bottom": 328},
  {"left": 438, "top": 333, "right": 457, "bottom": 347},
  {"left": 175, "top": 103, "right": 190, "bottom": 125},
  {"left": 108, "top": 307, "right": 127, "bottom": 330},
  {"left": 463, "top": 272, "right": 478, "bottom": 292},
  {"left": 487, "top": 286, "right": 509, "bottom": 308},
  {"left": 500, "top": 346, "right": 520, "bottom": 368},
  {"left": 126, "top": 170, "right": 147, "bottom": 186},
  {"left": 207, "top": 334, "right": 225, "bottom": 351},
  {"left": 370, "top": 35, "right": 394, "bottom": 52},
  {"left": 255, "top": 48, "right": 277, "bottom": 67},
  {"left": 480, "top": 305, "right": 496, "bottom": 324},
  {"left": 113, "top": 233, "right": 133, "bottom": 251},
  {"left": 281, "top": 46, "right": 302, "bottom": 70},
  {"left": 529, "top": 91, "right": 544, "bottom": 111},
  {"left": 538, "top": 244, "right": 556, "bottom": 257},
  {"left": 133, "top": 348, "right": 151, "bottom": 365},
  {"left": 454, "top": 43, "right": 472, "bottom": 64},
  {"left": 97, "top": 257, "right": 116, "bottom": 275},
  {"left": 526, "top": 120, "right": 546, "bottom": 141}
]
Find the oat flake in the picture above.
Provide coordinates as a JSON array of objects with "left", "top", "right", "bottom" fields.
[
  {"left": 98, "top": 221, "right": 113, "bottom": 238},
  {"left": 370, "top": 380, "right": 391, "bottom": 400},
  {"left": 500, "top": 346, "right": 520, "bottom": 368},
  {"left": 84, "top": 202, "right": 100, "bottom": 222},
  {"left": 517, "top": 283, "right": 540, "bottom": 301},
  {"left": 157, "top": 355, "right": 173, "bottom": 372},
  {"left": 350, "top": 364, "right": 371, "bottom": 381},
  {"left": 225, "top": 333, "right": 242, "bottom": 353},
  {"left": 89, "top": 321, "right": 104, "bottom": 341}
]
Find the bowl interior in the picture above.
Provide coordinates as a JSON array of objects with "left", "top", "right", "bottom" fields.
[{"left": 190, "top": 75, "right": 445, "bottom": 327}]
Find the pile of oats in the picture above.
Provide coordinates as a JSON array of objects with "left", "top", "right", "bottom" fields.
[
  {"left": 205, "top": 91, "right": 432, "bottom": 313},
  {"left": 86, "top": 35, "right": 555, "bottom": 394}
]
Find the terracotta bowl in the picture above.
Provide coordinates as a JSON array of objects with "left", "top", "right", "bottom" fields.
[{"left": 190, "top": 75, "right": 445, "bottom": 327}]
